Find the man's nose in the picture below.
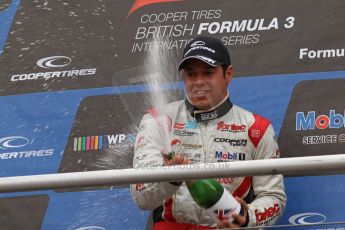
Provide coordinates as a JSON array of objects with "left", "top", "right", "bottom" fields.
[{"left": 193, "top": 74, "right": 205, "bottom": 85}]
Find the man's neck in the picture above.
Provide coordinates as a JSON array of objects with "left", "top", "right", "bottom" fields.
[{"left": 185, "top": 93, "right": 233, "bottom": 122}]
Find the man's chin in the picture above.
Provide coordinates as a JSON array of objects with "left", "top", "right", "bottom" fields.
[
  {"left": 190, "top": 97, "right": 212, "bottom": 109},
  {"left": 193, "top": 102, "right": 212, "bottom": 110}
]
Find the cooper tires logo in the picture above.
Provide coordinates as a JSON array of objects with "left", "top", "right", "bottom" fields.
[
  {"left": 36, "top": 56, "right": 72, "bottom": 68},
  {"left": 0, "top": 136, "right": 30, "bottom": 149},
  {"left": 289, "top": 213, "right": 326, "bottom": 225},
  {"left": 11, "top": 56, "right": 96, "bottom": 82}
]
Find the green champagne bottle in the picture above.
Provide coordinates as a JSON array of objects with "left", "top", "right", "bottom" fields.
[
  {"left": 166, "top": 151, "right": 241, "bottom": 221},
  {"left": 185, "top": 179, "right": 241, "bottom": 221}
]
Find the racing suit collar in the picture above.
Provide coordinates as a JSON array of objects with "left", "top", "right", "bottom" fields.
[{"left": 185, "top": 93, "right": 233, "bottom": 122}]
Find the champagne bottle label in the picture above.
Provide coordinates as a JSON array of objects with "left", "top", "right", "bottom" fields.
[{"left": 207, "top": 190, "right": 241, "bottom": 222}]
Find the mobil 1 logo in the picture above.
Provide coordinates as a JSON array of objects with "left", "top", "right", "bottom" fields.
[{"left": 278, "top": 78, "right": 345, "bottom": 157}]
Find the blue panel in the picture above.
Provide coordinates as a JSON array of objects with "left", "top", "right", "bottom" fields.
[
  {"left": 0, "top": 0, "right": 20, "bottom": 55},
  {"left": 41, "top": 188, "right": 149, "bottom": 230},
  {"left": 1, "top": 70, "right": 345, "bottom": 229}
]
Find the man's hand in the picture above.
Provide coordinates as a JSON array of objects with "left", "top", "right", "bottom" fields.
[
  {"left": 162, "top": 152, "right": 190, "bottom": 186},
  {"left": 217, "top": 197, "right": 249, "bottom": 229},
  {"left": 162, "top": 152, "right": 190, "bottom": 165}
]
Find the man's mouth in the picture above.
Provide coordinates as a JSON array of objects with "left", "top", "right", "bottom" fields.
[{"left": 193, "top": 90, "right": 208, "bottom": 96}]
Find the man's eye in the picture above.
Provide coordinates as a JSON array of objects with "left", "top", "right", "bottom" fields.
[{"left": 186, "top": 72, "right": 194, "bottom": 76}]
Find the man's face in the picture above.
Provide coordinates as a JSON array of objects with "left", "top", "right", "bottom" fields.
[{"left": 183, "top": 59, "right": 232, "bottom": 110}]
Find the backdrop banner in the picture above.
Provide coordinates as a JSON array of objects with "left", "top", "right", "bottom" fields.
[{"left": 0, "top": 0, "right": 345, "bottom": 229}]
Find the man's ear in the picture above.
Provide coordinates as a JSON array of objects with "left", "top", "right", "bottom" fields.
[{"left": 225, "top": 65, "right": 233, "bottom": 84}]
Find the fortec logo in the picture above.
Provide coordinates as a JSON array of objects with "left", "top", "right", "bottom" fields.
[
  {"left": 217, "top": 121, "right": 246, "bottom": 132},
  {"left": 73, "top": 134, "right": 133, "bottom": 151},
  {"left": 296, "top": 110, "right": 345, "bottom": 130},
  {"left": 215, "top": 151, "right": 245, "bottom": 161},
  {"left": 127, "top": 0, "right": 183, "bottom": 18},
  {"left": 11, "top": 56, "right": 97, "bottom": 82},
  {"left": 255, "top": 204, "right": 280, "bottom": 225},
  {"left": 0, "top": 136, "right": 54, "bottom": 160}
]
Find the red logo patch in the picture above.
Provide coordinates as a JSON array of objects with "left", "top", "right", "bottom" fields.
[{"left": 255, "top": 204, "right": 280, "bottom": 224}]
